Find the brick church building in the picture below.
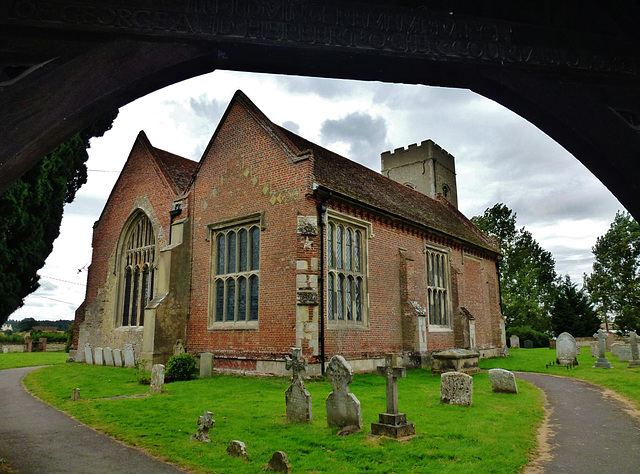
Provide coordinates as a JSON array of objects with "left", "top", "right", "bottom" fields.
[{"left": 72, "top": 90, "right": 506, "bottom": 373}]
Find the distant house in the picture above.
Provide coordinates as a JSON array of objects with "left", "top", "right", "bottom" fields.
[
  {"left": 1, "top": 323, "right": 12, "bottom": 332},
  {"left": 73, "top": 91, "right": 506, "bottom": 374}
]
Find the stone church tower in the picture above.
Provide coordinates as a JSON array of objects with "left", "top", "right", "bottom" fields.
[{"left": 381, "top": 140, "right": 458, "bottom": 208}]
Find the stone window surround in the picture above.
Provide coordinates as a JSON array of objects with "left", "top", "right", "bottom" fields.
[
  {"left": 425, "top": 242, "right": 453, "bottom": 332},
  {"left": 115, "top": 211, "right": 157, "bottom": 329},
  {"left": 207, "top": 212, "right": 264, "bottom": 330},
  {"left": 326, "top": 209, "right": 372, "bottom": 329}
]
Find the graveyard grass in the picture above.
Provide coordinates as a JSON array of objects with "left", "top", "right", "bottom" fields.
[
  {"left": 0, "top": 351, "right": 67, "bottom": 371},
  {"left": 24, "top": 364, "right": 542, "bottom": 473},
  {"left": 481, "top": 346, "right": 640, "bottom": 409}
]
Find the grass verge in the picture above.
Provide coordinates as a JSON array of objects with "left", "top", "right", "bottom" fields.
[
  {"left": 0, "top": 351, "right": 67, "bottom": 371},
  {"left": 24, "top": 364, "right": 543, "bottom": 473},
  {"left": 480, "top": 346, "right": 640, "bottom": 409}
]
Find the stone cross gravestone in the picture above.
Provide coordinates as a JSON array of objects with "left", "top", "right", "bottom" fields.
[
  {"left": 510, "top": 334, "right": 520, "bottom": 349},
  {"left": 370, "top": 354, "right": 415, "bottom": 438},
  {"left": 123, "top": 344, "right": 135, "bottom": 368},
  {"left": 266, "top": 451, "right": 292, "bottom": 473},
  {"left": 488, "top": 368, "right": 518, "bottom": 394},
  {"left": 84, "top": 343, "right": 93, "bottom": 365},
  {"left": 226, "top": 440, "right": 248, "bottom": 458},
  {"left": 629, "top": 331, "right": 640, "bottom": 368},
  {"left": 325, "top": 355, "right": 362, "bottom": 429},
  {"left": 113, "top": 348, "right": 123, "bottom": 367},
  {"left": 440, "top": 371, "right": 473, "bottom": 406},
  {"left": 556, "top": 332, "right": 579, "bottom": 365},
  {"left": 103, "top": 347, "right": 114, "bottom": 367},
  {"left": 200, "top": 352, "right": 214, "bottom": 378},
  {"left": 593, "top": 329, "right": 612, "bottom": 368},
  {"left": 285, "top": 347, "right": 312, "bottom": 423},
  {"left": 94, "top": 347, "right": 104, "bottom": 366},
  {"left": 191, "top": 411, "right": 215, "bottom": 442},
  {"left": 150, "top": 364, "right": 165, "bottom": 394}
]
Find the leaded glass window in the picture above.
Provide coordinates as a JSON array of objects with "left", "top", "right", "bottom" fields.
[{"left": 426, "top": 246, "right": 451, "bottom": 327}]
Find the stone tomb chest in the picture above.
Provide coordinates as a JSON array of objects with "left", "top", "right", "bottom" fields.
[{"left": 431, "top": 349, "right": 480, "bottom": 375}]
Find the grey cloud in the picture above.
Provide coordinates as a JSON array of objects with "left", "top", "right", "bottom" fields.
[
  {"left": 281, "top": 121, "right": 300, "bottom": 135},
  {"left": 189, "top": 95, "right": 225, "bottom": 119},
  {"left": 319, "top": 112, "right": 391, "bottom": 169},
  {"left": 278, "top": 76, "right": 356, "bottom": 99}
]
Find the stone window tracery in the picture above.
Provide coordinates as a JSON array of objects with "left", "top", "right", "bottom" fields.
[{"left": 119, "top": 213, "right": 156, "bottom": 327}]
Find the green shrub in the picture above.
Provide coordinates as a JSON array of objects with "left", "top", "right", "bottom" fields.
[
  {"left": 165, "top": 353, "right": 198, "bottom": 382},
  {"left": 507, "top": 326, "right": 550, "bottom": 348},
  {"left": 30, "top": 331, "right": 67, "bottom": 343},
  {"left": 0, "top": 333, "right": 24, "bottom": 343}
]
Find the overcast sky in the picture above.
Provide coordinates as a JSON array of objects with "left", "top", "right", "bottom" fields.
[{"left": 10, "top": 70, "right": 625, "bottom": 322}]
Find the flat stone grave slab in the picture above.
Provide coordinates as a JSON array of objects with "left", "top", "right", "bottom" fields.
[{"left": 431, "top": 348, "right": 479, "bottom": 375}]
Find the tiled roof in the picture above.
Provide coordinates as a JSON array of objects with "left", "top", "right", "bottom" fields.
[
  {"left": 276, "top": 126, "right": 498, "bottom": 254},
  {"left": 151, "top": 146, "right": 198, "bottom": 194}
]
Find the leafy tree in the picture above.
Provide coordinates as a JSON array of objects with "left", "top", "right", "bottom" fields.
[
  {"left": 472, "top": 203, "right": 557, "bottom": 332},
  {"left": 15, "top": 317, "right": 37, "bottom": 332},
  {"left": 0, "top": 112, "right": 118, "bottom": 325},
  {"left": 585, "top": 211, "right": 640, "bottom": 333},
  {"left": 551, "top": 275, "right": 600, "bottom": 337}
]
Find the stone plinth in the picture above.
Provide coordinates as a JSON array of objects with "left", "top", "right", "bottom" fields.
[
  {"left": 431, "top": 349, "right": 479, "bottom": 375},
  {"left": 371, "top": 413, "right": 415, "bottom": 438}
]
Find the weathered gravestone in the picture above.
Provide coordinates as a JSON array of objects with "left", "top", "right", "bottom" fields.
[
  {"left": 84, "top": 343, "right": 93, "bottom": 365},
  {"left": 488, "top": 368, "right": 518, "bottom": 394},
  {"left": 440, "top": 372, "right": 473, "bottom": 406},
  {"left": 103, "top": 347, "right": 114, "bottom": 367},
  {"left": 113, "top": 348, "right": 123, "bottom": 367},
  {"left": 590, "top": 341, "right": 599, "bottom": 358},
  {"left": 191, "top": 411, "right": 215, "bottom": 442},
  {"left": 123, "top": 344, "right": 135, "bottom": 368},
  {"left": 370, "top": 354, "right": 415, "bottom": 438},
  {"left": 2, "top": 347, "right": 8, "bottom": 354},
  {"left": 617, "top": 345, "right": 632, "bottom": 362},
  {"left": 556, "top": 332, "right": 579, "bottom": 365},
  {"left": 72, "top": 388, "right": 80, "bottom": 401},
  {"left": 94, "top": 347, "right": 104, "bottom": 366},
  {"left": 150, "top": 364, "right": 165, "bottom": 394},
  {"left": 629, "top": 331, "right": 640, "bottom": 368},
  {"left": 285, "top": 347, "right": 312, "bottom": 423},
  {"left": 510, "top": 335, "right": 520, "bottom": 349},
  {"left": 266, "top": 451, "right": 292, "bottom": 473},
  {"left": 611, "top": 342, "right": 624, "bottom": 358},
  {"left": 523, "top": 340, "right": 534, "bottom": 349},
  {"left": 226, "top": 440, "right": 248, "bottom": 459},
  {"left": 173, "top": 339, "right": 185, "bottom": 355},
  {"left": 200, "top": 352, "right": 214, "bottom": 378},
  {"left": 325, "top": 355, "right": 362, "bottom": 430},
  {"left": 593, "top": 329, "right": 612, "bottom": 369}
]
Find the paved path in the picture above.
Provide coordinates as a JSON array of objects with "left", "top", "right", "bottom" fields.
[
  {"left": 518, "top": 372, "right": 640, "bottom": 473},
  {"left": 0, "top": 366, "right": 184, "bottom": 474}
]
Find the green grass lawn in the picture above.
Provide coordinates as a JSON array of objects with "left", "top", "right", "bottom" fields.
[
  {"left": 24, "top": 364, "right": 543, "bottom": 473},
  {"left": 0, "top": 351, "right": 68, "bottom": 370},
  {"left": 480, "top": 346, "right": 640, "bottom": 408}
]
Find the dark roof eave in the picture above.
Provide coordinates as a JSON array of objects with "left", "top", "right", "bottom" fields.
[{"left": 312, "top": 183, "right": 501, "bottom": 258}]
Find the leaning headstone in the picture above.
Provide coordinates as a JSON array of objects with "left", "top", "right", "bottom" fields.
[
  {"left": 370, "top": 354, "right": 415, "bottom": 437},
  {"left": 440, "top": 372, "right": 473, "bottom": 406},
  {"left": 173, "top": 339, "right": 185, "bottom": 355},
  {"left": 200, "top": 352, "right": 214, "bottom": 378},
  {"left": 266, "top": 451, "right": 292, "bottom": 473},
  {"left": 84, "top": 343, "right": 93, "bottom": 365},
  {"left": 556, "top": 332, "right": 579, "bottom": 365},
  {"left": 123, "top": 344, "right": 135, "bottom": 368},
  {"left": 593, "top": 329, "right": 612, "bottom": 368},
  {"left": 629, "top": 331, "right": 640, "bottom": 368},
  {"left": 617, "top": 345, "right": 632, "bottom": 362},
  {"left": 325, "top": 355, "right": 362, "bottom": 429},
  {"left": 103, "top": 347, "right": 114, "bottom": 367},
  {"left": 226, "top": 440, "right": 248, "bottom": 459},
  {"left": 523, "top": 340, "right": 534, "bottom": 349},
  {"left": 72, "top": 388, "right": 80, "bottom": 401},
  {"left": 488, "top": 369, "right": 518, "bottom": 394},
  {"left": 94, "top": 347, "right": 104, "bottom": 366},
  {"left": 150, "top": 364, "right": 165, "bottom": 394},
  {"left": 113, "top": 348, "right": 123, "bottom": 367},
  {"left": 285, "top": 347, "right": 312, "bottom": 423},
  {"left": 590, "top": 341, "right": 599, "bottom": 358},
  {"left": 191, "top": 411, "right": 215, "bottom": 442},
  {"left": 510, "top": 335, "right": 520, "bottom": 349}
]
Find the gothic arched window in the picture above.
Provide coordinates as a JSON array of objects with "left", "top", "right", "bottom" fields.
[{"left": 119, "top": 213, "right": 156, "bottom": 327}]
